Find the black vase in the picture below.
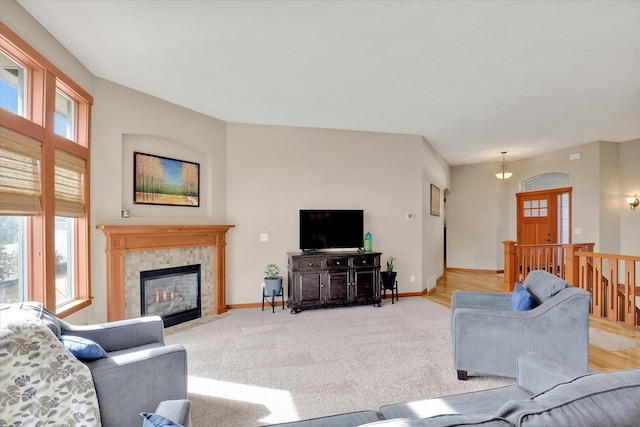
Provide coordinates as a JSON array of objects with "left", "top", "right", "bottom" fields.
[{"left": 381, "top": 271, "right": 397, "bottom": 289}]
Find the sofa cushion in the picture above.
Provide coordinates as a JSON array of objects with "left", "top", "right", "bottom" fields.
[
  {"left": 361, "top": 414, "right": 513, "bottom": 426},
  {"left": 522, "top": 271, "right": 568, "bottom": 306},
  {"left": 0, "top": 301, "right": 62, "bottom": 337},
  {"left": 495, "top": 368, "right": 640, "bottom": 426},
  {"left": 509, "top": 284, "right": 534, "bottom": 311},
  {"left": 141, "top": 412, "right": 183, "bottom": 427},
  {"left": 60, "top": 335, "right": 108, "bottom": 361}
]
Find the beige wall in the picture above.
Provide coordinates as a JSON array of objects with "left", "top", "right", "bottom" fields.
[
  {"left": 421, "top": 138, "right": 450, "bottom": 289},
  {"left": 447, "top": 140, "right": 640, "bottom": 272},
  {"left": 447, "top": 162, "right": 512, "bottom": 270},
  {"left": 226, "top": 124, "right": 449, "bottom": 305},
  {"left": 620, "top": 139, "right": 640, "bottom": 255},
  {"left": 89, "top": 79, "right": 227, "bottom": 323},
  {"left": 598, "top": 141, "right": 621, "bottom": 254},
  {"left": 514, "top": 142, "right": 602, "bottom": 246}
]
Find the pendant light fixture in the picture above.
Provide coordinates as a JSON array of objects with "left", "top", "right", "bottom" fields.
[{"left": 495, "top": 151, "right": 513, "bottom": 180}]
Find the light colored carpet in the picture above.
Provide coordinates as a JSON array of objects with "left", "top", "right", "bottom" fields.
[
  {"left": 165, "top": 297, "right": 513, "bottom": 426},
  {"left": 589, "top": 328, "right": 640, "bottom": 351}
]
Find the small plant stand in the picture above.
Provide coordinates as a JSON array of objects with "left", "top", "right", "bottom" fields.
[
  {"left": 262, "top": 286, "right": 285, "bottom": 313},
  {"left": 380, "top": 279, "right": 398, "bottom": 304}
]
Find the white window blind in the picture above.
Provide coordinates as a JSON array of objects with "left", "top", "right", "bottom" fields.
[
  {"left": 0, "top": 126, "right": 42, "bottom": 215},
  {"left": 55, "top": 148, "right": 85, "bottom": 217}
]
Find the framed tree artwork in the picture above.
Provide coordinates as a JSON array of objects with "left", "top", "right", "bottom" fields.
[
  {"left": 430, "top": 184, "right": 440, "bottom": 217},
  {"left": 134, "top": 152, "right": 200, "bottom": 207}
]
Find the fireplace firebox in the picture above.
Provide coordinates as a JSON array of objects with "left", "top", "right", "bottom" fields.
[{"left": 140, "top": 264, "right": 201, "bottom": 327}]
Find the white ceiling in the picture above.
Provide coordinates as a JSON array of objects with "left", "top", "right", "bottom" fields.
[{"left": 17, "top": 0, "right": 640, "bottom": 165}]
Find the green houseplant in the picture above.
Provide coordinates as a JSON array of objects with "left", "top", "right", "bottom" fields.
[
  {"left": 264, "top": 263, "right": 283, "bottom": 296},
  {"left": 380, "top": 256, "right": 397, "bottom": 289}
]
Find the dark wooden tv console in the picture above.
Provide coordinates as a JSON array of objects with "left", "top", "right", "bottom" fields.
[{"left": 287, "top": 251, "right": 382, "bottom": 314}]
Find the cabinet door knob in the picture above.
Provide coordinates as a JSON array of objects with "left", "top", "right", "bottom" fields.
[
  {"left": 308, "top": 262, "right": 313, "bottom": 266},
  {"left": 337, "top": 261, "right": 340, "bottom": 265},
  {"left": 363, "top": 260, "right": 367, "bottom": 264}
]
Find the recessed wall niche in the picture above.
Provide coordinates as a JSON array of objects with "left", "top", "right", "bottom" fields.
[{"left": 121, "top": 133, "right": 209, "bottom": 219}]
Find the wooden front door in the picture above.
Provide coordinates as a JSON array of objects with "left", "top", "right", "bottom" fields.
[{"left": 517, "top": 188, "right": 571, "bottom": 244}]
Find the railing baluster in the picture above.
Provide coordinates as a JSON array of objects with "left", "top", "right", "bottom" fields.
[
  {"left": 594, "top": 256, "right": 603, "bottom": 318},
  {"left": 609, "top": 259, "right": 618, "bottom": 321},
  {"left": 625, "top": 261, "right": 636, "bottom": 326}
]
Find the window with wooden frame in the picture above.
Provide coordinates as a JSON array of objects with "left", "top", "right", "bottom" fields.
[{"left": 0, "top": 23, "right": 93, "bottom": 317}]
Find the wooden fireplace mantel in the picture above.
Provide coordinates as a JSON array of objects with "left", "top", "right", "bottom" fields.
[{"left": 97, "top": 224, "right": 234, "bottom": 321}]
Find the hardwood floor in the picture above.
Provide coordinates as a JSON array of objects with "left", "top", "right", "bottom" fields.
[{"left": 425, "top": 269, "right": 640, "bottom": 372}]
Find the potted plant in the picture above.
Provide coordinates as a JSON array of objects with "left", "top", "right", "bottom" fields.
[
  {"left": 264, "top": 263, "right": 283, "bottom": 296},
  {"left": 380, "top": 256, "right": 397, "bottom": 289}
]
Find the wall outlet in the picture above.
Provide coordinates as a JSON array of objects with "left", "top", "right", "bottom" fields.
[
  {"left": 406, "top": 213, "right": 415, "bottom": 221},
  {"left": 260, "top": 233, "right": 269, "bottom": 241},
  {"left": 574, "top": 228, "right": 581, "bottom": 235}
]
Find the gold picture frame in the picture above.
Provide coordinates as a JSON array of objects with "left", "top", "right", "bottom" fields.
[{"left": 430, "top": 184, "right": 440, "bottom": 217}]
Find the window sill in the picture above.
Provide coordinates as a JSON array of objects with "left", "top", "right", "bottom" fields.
[{"left": 56, "top": 297, "right": 92, "bottom": 319}]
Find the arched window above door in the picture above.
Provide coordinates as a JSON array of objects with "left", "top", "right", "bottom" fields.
[{"left": 521, "top": 173, "right": 569, "bottom": 192}]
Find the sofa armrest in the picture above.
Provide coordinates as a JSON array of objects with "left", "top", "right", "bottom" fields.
[
  {"left": 155, "top": 399, "right": 192, "bottom": 427},
  {"left": 516, "top": 352, "right": 585, "bottom": 394},
  {"left": 59, "top": 316, "right": 165, "bottom": 352},
  {"left": 450, "top": 291, "right": 512, "bottom": 312},
  {"left": 86, "top": 344, "right": 188, "bottom": 427}
]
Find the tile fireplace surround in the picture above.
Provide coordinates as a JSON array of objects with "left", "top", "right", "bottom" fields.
[{"left": 97, "top": 225, "right": 234, "bottom": 321}]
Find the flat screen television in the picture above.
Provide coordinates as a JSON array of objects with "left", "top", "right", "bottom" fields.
[{"left": 300, "top": 209, "right": 364, "bottom": 251}]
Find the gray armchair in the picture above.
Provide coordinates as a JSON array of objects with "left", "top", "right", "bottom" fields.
[
  {"left": 1, "top": 302, "right": 189, "bottom": 427},
  {"left": 450, "top": 270, "right": 591, "bottom": 380},
  {"left": 58, "top": 316, "right": 189, "bottom": 427}
]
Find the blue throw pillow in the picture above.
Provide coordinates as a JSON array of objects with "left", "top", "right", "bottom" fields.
[
  {"left": 509, "top": 283, "right": 534, "bottom": 311},
  {"left": 59, "top": 335, "right": 108, "bottom": 361},
  {"left": 141, "top": 413, "right": 183, "bottom": 427}
]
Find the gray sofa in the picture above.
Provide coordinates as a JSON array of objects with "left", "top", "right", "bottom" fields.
[
  {"left": 451, "top": 270, "right": 592, "bottom": 379},
  {"left": 274, "top": 352, "right": 640, "bottom": 426},
  {"left": 0, "top": 302, "right": 191, "bottom": 427}
]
